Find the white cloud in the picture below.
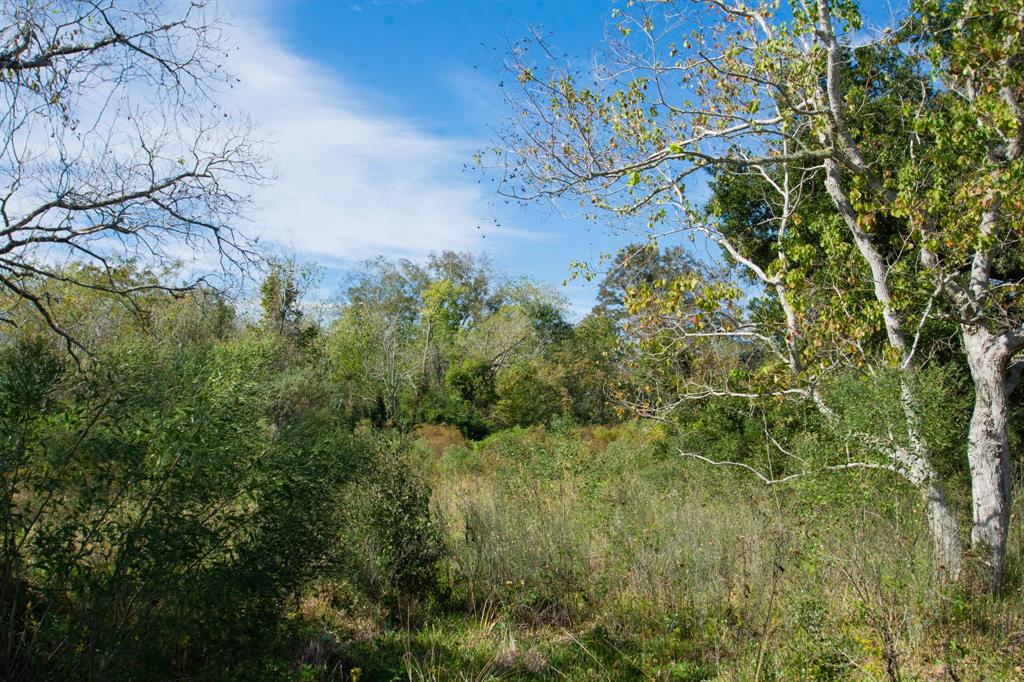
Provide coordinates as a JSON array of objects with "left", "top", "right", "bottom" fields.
[{"left": 223, "top": 14, "right": 490, "bottom": 264}]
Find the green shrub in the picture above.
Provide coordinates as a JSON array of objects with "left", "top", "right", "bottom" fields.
[
  {"left": 493, "top": 362, "right": 565, "bottom": 428},
  {"left": 445, "top": 358, "right": 497, "bottom": 412},
  {"left": 418, "top": 390, "right": 493, "bottom": 440},
  {"left": 0, "top": 330, "right": 445, "bottom": 679},
  {"left": 338, "top": 437, "right": 448, "bottom": 615}
]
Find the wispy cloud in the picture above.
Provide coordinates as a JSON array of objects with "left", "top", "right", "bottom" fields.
[{"left": 223, "top": 13, "right": 493, "bottom": 264}]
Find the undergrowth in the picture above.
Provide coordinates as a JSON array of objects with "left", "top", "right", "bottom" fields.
[{"left": 295, "top": 422, "right": 1024, "bottom": 681}]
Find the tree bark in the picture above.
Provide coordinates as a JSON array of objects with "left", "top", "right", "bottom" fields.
[
  {"left": 896, "top": 380, "right": 963, "bottom": 579},
  {"left": 963, "top": 328, "right": 1012, "bottom": 590},
  {"left": 889, "top": 435, "right": 963, "bottom": 580},
  {"left": 922, "top": 479, "right": 963, "bottom": 580}
]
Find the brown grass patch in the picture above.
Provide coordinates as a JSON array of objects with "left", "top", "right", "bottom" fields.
[{"left": 411, "top": 423, "right": 468, "bottom": 458}]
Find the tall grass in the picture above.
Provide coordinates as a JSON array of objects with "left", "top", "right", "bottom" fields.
[{"left": 378, "top": 421, "right": 1024, "bottom": 681}]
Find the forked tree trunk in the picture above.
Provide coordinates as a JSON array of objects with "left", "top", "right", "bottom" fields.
[{"left": 963, "top": 328, "right": 1013, "bottom": 591}]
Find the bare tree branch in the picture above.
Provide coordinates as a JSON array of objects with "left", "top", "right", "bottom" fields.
[{"left": 0, "top": 0, "right": 267, "bottom": 348}]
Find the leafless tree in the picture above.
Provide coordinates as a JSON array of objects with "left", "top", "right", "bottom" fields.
[{"left": 0, "top": 0, "right": 266, "bottom": 352}]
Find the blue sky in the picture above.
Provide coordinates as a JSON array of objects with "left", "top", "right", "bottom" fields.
[
  {"left": 219, "top": 1, "right": 900, "bottom": 317},
  {"left": 221, "top": 0, "right": 632, "bottom": 317}
]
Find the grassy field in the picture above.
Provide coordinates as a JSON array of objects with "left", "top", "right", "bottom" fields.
[{"left": 294, "top": 422, "right": 1024, "bottom": 681}]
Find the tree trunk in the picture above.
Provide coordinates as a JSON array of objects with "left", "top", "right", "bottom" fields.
[
  {"left": 899, "top": 381, "right": 964, "bottom": 579},
  {"left": 963, "top": 328, "right": 1012, "bottom": 591},
  {"left": 922, "top": 479, "right": 963, "bottom": 580}
]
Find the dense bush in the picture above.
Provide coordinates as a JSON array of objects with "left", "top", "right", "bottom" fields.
[
  {"left": 337, "top": 436, "right": 448, "bottom": 614},
  {"left": 493, "top": 362, "right": 566, "bottom": 428},
  {"left": 0, "top": 324, "right": 446, "bottom": 680},
  {"left": 324, "top": 252, "right": 627, "bottom": 434}
]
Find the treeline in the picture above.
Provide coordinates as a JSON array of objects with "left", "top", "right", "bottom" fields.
[
  {"left": 309, "top": 251, "right": 625, "bottom": 435},
  {"left": 0, "top": 246, "right": 687, "bottom": 678}
]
